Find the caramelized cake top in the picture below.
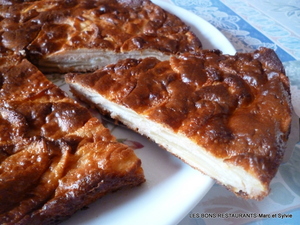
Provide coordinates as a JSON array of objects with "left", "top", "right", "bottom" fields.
[
  {"left": 66, "top": 48, "right": 291, "bottom": 199},
  {"left": 0, "top": 56, "right": 144, "bottom": 224},
  {"left": 1, "top": 0, "right": 201, "bottom": 62}
]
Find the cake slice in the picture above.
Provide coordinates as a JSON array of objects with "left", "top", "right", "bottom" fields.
[
  {"left": 0, "top": 56, "right": 145, "bottom": 225},
  {"left": 1, "top": 0, "right": 201, "bottom": 73},
  {"left": 66, "top": 48, "right": 292, "bottom": 200}
]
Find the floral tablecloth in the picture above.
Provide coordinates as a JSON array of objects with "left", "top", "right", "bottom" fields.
[{"left": 155, "top": 0, "right": 300, "bottom": 224}]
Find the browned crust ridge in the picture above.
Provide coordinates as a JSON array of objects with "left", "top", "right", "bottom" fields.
[
  {"left": 66, "top": 48, "right": 292, "bottom": 200},
  {"left": 0, "top": 56, "right": 145, "bottom": 225}
]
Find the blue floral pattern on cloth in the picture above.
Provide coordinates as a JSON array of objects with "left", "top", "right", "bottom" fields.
[
  {"left": 284, "top": 61, "right": 300, "bottom": 89},
  {"left": 279, "top": 145, "right": 300, "bottom": 198},
  {"left": 171, "top": 0, "right": 299, "bottom": 62}
]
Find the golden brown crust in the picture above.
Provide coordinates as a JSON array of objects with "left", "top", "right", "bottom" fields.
[
  {"left": 0, "top": 0, "right": 201, "bottom": 69},
  {"left": 0, "top": 57, "right": 145, "bottom": 224},
  {"left": 66, "top": 48, "right": 292, "bottom": 199},
  {"left": 0, "top": 0, "right": 292, "bottom": 213}
]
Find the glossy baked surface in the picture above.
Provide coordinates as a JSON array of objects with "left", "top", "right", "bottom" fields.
[
  {"left": 0, "top": 56, "right": 145, "bottom": 224},
  {"left": 0, "top": 0, "right": 201, "bottom": 59},
  {"left": 66, "top": 48, "right": 291, "bottom": 199}
]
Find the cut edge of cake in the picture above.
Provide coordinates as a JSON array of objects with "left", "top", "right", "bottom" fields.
[
  {"left": 65, "top": 80, "right": 269, "bottom": 200},
  {"left": 65, "top": 48, "right": 292, "bottom": 200},
  {"left": 32, "top": 49, "right": 171, "bottom": 73}
]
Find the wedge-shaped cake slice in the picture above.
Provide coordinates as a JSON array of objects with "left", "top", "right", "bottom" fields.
[
  {"left": 66, "top": 48, "right": 292, "bottom": 200},
  {"left": 0, "top": 56, "right": 145, "bottom": 225},
  {"left": 1, "top": 0, "right": 201, "bottom": 73}
]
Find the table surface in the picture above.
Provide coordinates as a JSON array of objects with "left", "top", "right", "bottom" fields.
[{"left": 156, "top": 0, "right": 300, "bottom": 224}]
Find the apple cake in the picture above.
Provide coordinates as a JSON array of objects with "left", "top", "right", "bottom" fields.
[
  {"left": 0, "top": 55, "right": 145, "bottom": 224},
  {"left": 66, "top": 48, "right": 292, "bottom": 200}
]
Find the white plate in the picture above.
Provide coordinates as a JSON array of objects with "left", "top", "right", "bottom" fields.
[{"left": 61, "top": 1, "right": 236, "bottom": 225}]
